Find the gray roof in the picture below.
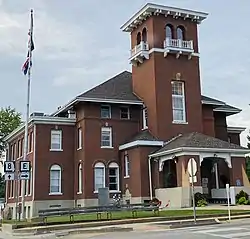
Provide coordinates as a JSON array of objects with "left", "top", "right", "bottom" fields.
[
  {"left": 78, "top": 71, "right": 142, "bottom": 102},
  {"left": 125, "top": 129, "right": 160, "bottom": 143},
  {"left": 52, "top": 70, "right": 241, "bottom": 116},
  {"left": 154, "top": 132, "right": 247, "bottom": 154}
]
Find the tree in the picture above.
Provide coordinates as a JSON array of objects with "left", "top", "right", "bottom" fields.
[
  {"left": 0, "top": 106, "right": 22, "bottom": 155},
  {"left": 246, "top": 134, "right": 250, "bottom": 180}
]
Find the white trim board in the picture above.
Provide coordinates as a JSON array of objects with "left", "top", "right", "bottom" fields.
[
  {"left": 52, "top": 97, "right": 143, "bottom": 116},
  {"left": 119, "top": 140, "right": 164, "bottom": 150},
  {"left": 149, "top": 146, "right": 250, "bottom": 158},
  {"left": 121, "top": 3, "right": 208, "bottom": 32},
  {"left": 4, "top": 116, "right": 76, "bottom": 142},
  {"left": 227, "top": 126, "right": 246, "bottom": 134}
]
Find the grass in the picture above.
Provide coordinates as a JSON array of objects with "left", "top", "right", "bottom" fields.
[{"left": 3, "top": 209, "right": 250, "bottom": 227}]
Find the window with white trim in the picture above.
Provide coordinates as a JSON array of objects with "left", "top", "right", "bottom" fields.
[
  {"left": 101, "top": 127, "right": 112, "bottom": 147},
  {"left": 77, "top": 128, "right": 82, "bottom": 149},
  {"left": 49, "top": 164, "right": 62, "bottom": 194},
  {"left": 142, "top": 107, "right": 148, "bottom": 129},
  {"left": 94, "top": 162, "right": 105, "bottom": 192},
  {"left": 78, "top": 164, "right": 82, "bottom": 193},
  {"left": 124, "top": 154, "right": 130, "bottom": 177},
  {"left": 109, "top": 162, "right": 119, "bottom": 191},
  {"left": 50, "top": 130, "right": 62, "bottom": 151},
  {"left": 120, "top": 107, "right": 130, "bottom": 119},
  {"left": 101, "top": 105, "right": 111, "bottom": 119},
  {"left": 171, "top": 81, "right": 186, "bottom": 122}
]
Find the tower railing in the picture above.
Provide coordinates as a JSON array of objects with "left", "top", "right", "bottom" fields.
[
  {"left": 164, "top": 38, "right": 193, "bottom": 50},
  {"left": 130, "top": 41, "right": 149, "bottom": 58}
]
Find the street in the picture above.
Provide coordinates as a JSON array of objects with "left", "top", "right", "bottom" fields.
[
  {"left": 2, "top": 219, "right": 250, "bottom": 239},
  {"left": 66, "top": 219, "right": 250, "bottom": 239}
]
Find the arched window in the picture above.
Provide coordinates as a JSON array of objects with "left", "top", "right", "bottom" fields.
[
  {"left": 142, "top": 28, "right": 147, "bottom": 42},
  {"left": 50, "top": 164, "right": 62, "bottom": 194},
  {"left": 108, "top": 162, "right": 119, "bottom": 192},
  {"left": 177, "top": 26, "right": 185, "bottom": 40},
  {"left": 94, "top": 162, "right": 105, "bottom": 192},
  {"left": 136, "top": 32, "right": 141, "bottom": 45},
  {"left": 78, "top": 163, "right": 82, "bottom": 193},
  {"left": 166, "top": 24, "right": 173, "bottom": 39}
]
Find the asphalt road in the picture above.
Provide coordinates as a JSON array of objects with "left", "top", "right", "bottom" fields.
[
  {"left": 3, "top": 219, "right": 250, "bottom": 239},
  {"left": 67, "top": 219, "right": 250, "bottom": 239}
]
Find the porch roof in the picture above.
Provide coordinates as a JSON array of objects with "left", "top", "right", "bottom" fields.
[{"left": 149, "top": 132, "right": 250, "bottom": 158}]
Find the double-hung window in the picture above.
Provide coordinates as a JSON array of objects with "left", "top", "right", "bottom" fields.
[
  {"left": 101, "top": 127, "right": 112, "bottom": 148},
  {"left": 101, "top": 105, "right": 111, "bottom": 119},
  {"left": 171, "top": 81, "right": 186, "bottom": 123},
  {"left": 50, "top": 130, "right": 62, "bottom": 151}
]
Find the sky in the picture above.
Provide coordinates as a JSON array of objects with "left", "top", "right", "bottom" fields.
[{"left": 0, "top": 0, "right": 250, "bottom": 146}]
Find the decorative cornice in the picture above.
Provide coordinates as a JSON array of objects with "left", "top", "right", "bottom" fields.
[{"left": 121, "top": 3, "right": 208, "bottom": 32}]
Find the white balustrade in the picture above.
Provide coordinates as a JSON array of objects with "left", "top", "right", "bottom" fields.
[
  {"left": 130, "top": 41, "right": 149, "bottom": 58},
  {"left": 164, "top": 38, "right": 193, "bottom": 50}
]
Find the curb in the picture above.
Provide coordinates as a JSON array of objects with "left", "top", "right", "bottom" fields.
[{"left": 10, "top": 213, "right": 250, "bottom": 236}]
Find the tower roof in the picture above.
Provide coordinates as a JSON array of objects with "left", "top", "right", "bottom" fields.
[{"left": 121, "top": 3, "right": 209, "bottom": 32}]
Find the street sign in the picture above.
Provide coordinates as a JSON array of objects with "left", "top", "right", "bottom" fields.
[
  {"left": 187, "top": 158, "right": 197, "bottom": 177},
  {"left": 4, "top": 173, "right": 15, "bottom": 181},
  {"left": 4, "top": 161, "right": 15, "bottom": 173},
  {"left": 19, "top": 172, "right": 30, "bottom": 180},
  {"left": 20, "top": 161, "right": 30, "bottom": 172}
]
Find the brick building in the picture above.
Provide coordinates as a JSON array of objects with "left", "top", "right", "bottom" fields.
[{"left": 4, "top": 3, "right": 250, "bottom": 219}]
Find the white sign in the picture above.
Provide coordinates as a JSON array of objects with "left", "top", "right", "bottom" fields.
[
  {"left": 19, "top": 172, "right": 30, "bottom": 180},
  {"left": 187, "top": 158, "right": 197, "bottom": 177},
  {"left": 20, "top": 161, "right": 30, "bottom": 172},
  {"left": 4, "top": 173, "right": 15, "bottom": 181},
  {"left": 189, "top": 176, "right": 197, "bottom": 183},
  {"left": 4, "top": 161, "right": 15, "bottom": 173}
]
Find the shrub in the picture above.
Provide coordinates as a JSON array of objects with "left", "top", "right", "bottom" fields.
[
  {"left": 197, "top": 199, "right": 208, "bottom": 207},
  {"left": 236, "top": 190, "right": 249, "bottom": 204},
  {"left": 194, "top": 192, "right": 207, "bottom": 207}
]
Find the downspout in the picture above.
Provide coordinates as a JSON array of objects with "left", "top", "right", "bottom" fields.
[
  {"left": 148, "top": 156, "right": 153, "bottom": 200},
  {"left": 32, "top": 125, "right": 36, "bottom": 201}
]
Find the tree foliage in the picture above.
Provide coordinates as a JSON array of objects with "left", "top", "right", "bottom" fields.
[
  {"left": 0, "top": 106, "right": 22, "bottom": 155},
  {"left": 246, "top": 135, "right": 250, "bottom": 180}
]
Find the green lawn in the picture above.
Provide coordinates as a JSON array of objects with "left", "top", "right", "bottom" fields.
[{"left": 3, "top": 209, "right": 250, "bottom": 227}]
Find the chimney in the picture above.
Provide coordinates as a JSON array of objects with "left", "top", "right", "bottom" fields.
[{"left": 68, "top": 110, "right": 76, "bottom": 119}]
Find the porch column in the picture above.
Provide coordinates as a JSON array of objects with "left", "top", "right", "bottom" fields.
[{"left": 214, "top": 163, "right": 219, "bottom": 189}]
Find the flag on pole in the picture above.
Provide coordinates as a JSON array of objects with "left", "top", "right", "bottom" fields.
[{"left": 22, "top": 11, "right": 34, "bottom": 75}]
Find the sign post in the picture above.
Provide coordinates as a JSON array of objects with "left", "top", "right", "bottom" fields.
[
  {"left": 226, "top": 183, "right": 231, "bottom": 221},
  {"left": 188, "top": 158, "right": 197, "bottom": 223}
]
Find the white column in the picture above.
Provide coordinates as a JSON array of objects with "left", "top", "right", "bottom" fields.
[{"left": 215, "top": 163, "right": 219, "bottom": 189}]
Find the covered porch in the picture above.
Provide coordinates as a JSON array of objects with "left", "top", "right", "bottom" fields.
[{"left": 148, "top": 132, "right": 250, "bottom": 208}]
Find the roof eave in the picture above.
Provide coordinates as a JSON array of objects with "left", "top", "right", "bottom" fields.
[
  {"left": 121, "top": 3, "right": 208, "bottom": 32},
  {"left": 227, "top": 126, "right": 246, "bottom": 134},
  {"left": 4, "top": 117, "right": 76, "bottom": 142},
  {"left": 149, "top": 146, "right": 250, "bottom": 158},
  {"left": 52, "top": 97, "right": 143, "bottom": 116}
]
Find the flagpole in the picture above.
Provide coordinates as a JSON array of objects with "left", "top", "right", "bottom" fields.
[{"left": 20, "top": 9, "right": 34, "bottom": 220}]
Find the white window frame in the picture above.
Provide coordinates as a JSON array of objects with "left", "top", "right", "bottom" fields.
[
  {"left": 120, "top": 107, "right": 130, "bottom": 119},
  {"left": 78, "top": 164, "right": 82, "bottom": 194},
  {"left": 94, "top": 162, "right": 105, "bottom": 193},
  {"left": 50, "top": 130, "right": 63, "bottom": 151},
  {"left": 49, "top": 164, "right": 62, "bottom": 195},
  {"left": 101, "top": 127, "right": 112, "bottom": 148},
  {"left": 171, "top": 81, "right": 186, "bottom": 123},
  {"left": 124, "top": 154, "right": 130, "bottom": 178},
  {"left": 142, "top": 107, "right": 148, "bottom": 129},
  {"left": 101, "top": 105, "right": 111, "bottom": 119},
  {"left": 77, "top": 128, "right": 82, "bottom": 150},
  {"left": 108, "top": 162, "right": 120, "bottom": 192}
]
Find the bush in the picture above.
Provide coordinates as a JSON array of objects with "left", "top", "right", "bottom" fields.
[
  {"left": 236, "top": 190, "right": 249, "bottom": 205},
  {"left": 197, "top": 199, "right": 208, "bottom": 207},
  {"left": 194, "top": 192, "right": 207, "bottom": 207},
  {"left": 238, "top": 196, "right": 249, "bottom": 205}
]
